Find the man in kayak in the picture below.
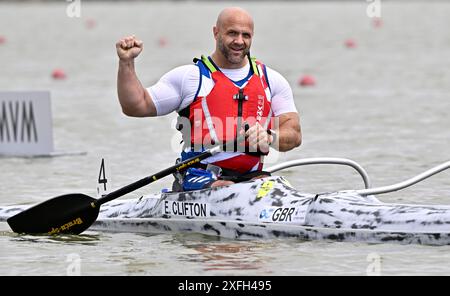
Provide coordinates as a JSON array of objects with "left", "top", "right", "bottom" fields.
[{"left": 116, "top": 7, "right": 301, "bottom": 191}]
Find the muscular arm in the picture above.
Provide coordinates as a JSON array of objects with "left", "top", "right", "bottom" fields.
[
  {"left": 261, "top": 67, "right": 301, "bottom": 152},
  {"left": 116, "top": 35, "right": 157, "bottom": 117},
  {"left": 275, "top": 112, "right": 302, "bottom": 152},
  {"left": 246, "top": 112, "right": 301, "bottom": 153},
  {"left": 246, "top": 67, "right": 301, "bottom": 153},
  {"left": 117, "top": 60, "right": 156, "bottom": 117}
]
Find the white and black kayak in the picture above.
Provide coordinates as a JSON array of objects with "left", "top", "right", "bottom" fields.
[{"left": 1, "top": 153, "right": 450, "bottom": 246}]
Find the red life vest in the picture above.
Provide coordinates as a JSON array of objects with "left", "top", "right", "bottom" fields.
[{"left": 179, "top": 55, "right": 273, "bottom": 174}]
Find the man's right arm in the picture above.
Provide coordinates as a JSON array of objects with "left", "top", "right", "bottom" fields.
[{"left": 116, "top": 36, "right": 157, "bottom": 117}]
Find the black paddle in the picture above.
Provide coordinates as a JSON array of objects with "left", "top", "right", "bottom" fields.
[{"left": 7, "top": 146, "right": 221, "bottom": 235}]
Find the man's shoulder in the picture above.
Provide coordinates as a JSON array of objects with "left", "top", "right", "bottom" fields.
[
  {"left": 162, "top": 64, "right": 200, "bottom": 82},
  {"left": 263, "top": 65, "right": 282, "bottom": 77},
  {"left": 169, "top": 64, "right": 199, "bottom": 74},
  {"left": 263, "top": 66, "right": 290, "bottom": 86}
]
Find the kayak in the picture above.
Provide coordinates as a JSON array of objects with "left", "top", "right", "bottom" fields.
[{"left": 1, "top": 157, "right": 450, "bottom": 245}]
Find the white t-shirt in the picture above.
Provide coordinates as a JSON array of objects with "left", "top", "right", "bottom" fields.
[{"left": 147, "top": 63, "right": 297, "bottom": 116}]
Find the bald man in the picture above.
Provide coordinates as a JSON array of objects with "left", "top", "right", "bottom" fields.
[{"left": 116, "top": 7, "right": 301, "bottom": 191}]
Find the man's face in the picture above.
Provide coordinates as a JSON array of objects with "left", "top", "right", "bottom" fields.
[{"left": 215, "top": 23, "right": 253, "bottom": 66}]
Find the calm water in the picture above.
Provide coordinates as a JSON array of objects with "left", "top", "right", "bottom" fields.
[{"left": 1, "top": 1, "right": 450, "bottom": 276}]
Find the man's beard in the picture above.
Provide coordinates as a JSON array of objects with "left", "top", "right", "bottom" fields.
[{"left": 218, "top": 37, "right": 249, "bottom": 65}]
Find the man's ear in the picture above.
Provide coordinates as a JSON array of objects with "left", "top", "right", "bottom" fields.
[{"left": 213, "top": 26, "right": 218, "bottom": 40}]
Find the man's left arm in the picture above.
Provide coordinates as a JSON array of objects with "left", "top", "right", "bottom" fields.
[
  {"left": 272, "top": 112, "right": 302, "bottom": 152},
  {"left": 264, "top": 67, "right": 301, "bottom": 152},
  {"left": 246, "top": 66, "right": 301, "bottom": 153},
  {"left": 245, "top": 112, "right": 301, "bottom": 153}
]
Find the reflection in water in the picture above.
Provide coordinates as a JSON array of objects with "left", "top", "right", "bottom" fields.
[
  {"left": 9, "top": 231, "right": 102, "bottom": 246},
  {"left": 169, "top": 234, "right": 277, "bottom": 272}
]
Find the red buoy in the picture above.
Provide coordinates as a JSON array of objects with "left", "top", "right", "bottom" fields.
[
  {"left": 158, "top": 37, "right": 168, "bottom": 47},
  {"left": 373, "top": 18, "right": 383, "bottom": 28},
  {"left": 0, "top": 36, "right": 6, "bottom": 45},
  {"left": 52, "top": 69, "right": 67, "bottom": 80},
  {"left": 298, "top": 75, "right": 316, "bottom": 87},
  {"left": 344, "top": 39, "right": 357, "bottom": 49},
  {"left": 86, "top": 18, "right": 97, "bottom": 29}
]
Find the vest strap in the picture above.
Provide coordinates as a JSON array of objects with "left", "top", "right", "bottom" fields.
[
  {"left": 250, "top": 55, "right": 260, "bottom": 76},
  {"left": 201, "top": 55, "right": 218, "bottom": 73},
  {"left": 196, "top": 54, "right": 261, "bottom": 76}
]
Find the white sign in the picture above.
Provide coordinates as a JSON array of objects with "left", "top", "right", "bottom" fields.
[{"left": 0, "top": 91, "right": 54, "bottom": 156}]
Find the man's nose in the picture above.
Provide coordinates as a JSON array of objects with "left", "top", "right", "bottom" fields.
[{"left": 233, "top": 34, "right": 244, "bottom": 44}]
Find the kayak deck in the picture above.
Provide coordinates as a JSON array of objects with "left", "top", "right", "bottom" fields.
[{"left": 80, "top": 177, "right": 450, "bottom": 245}]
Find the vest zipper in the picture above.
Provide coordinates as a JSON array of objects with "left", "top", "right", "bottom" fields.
[{"left": 235, "top": 88, "right": 246, "bottom": 152}]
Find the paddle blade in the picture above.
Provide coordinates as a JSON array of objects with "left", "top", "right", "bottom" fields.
[{"left": 7, "top": 194, "right": 99, "bottom": 235}]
